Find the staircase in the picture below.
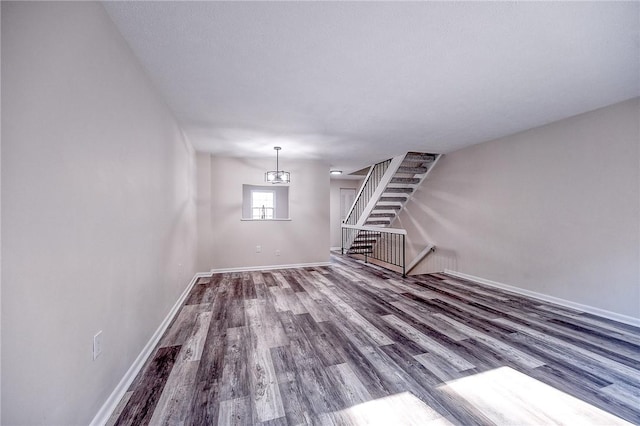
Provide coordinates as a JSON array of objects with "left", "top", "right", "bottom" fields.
[
  {"left": 364, "top": 152, "right": 438, "bottom": 227},
  {"left": 341, "top": 151, "right": 441, "bottom": 275},
  {"left": 343, "top": 152, "right": 441, "bottom": 230},
  {"left": 349, "top": 232, "right": 380, "bottom": 254}
]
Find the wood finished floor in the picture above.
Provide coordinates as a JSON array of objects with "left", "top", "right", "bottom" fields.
[{"left": 108, "top": 255, "right": 640, "bottom": 425}]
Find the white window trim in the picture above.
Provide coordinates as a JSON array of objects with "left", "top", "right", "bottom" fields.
[{"left": 251, "top": 189, "right": 276, "bottom": 220}]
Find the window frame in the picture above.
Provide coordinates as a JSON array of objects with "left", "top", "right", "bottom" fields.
[
  {"left": 250, "top": 189, "right": 276, "bottom": 220},
  {"left": 241, "top": 184, "right": 291, "bottom": 221}
]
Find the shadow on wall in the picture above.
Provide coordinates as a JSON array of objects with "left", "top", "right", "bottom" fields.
[
  {"left": 161, "top": 127, "right": 198, "bottom": 286},
  {"left": 409, "top": 247, "right": 458, "bottom": 275},
  {"left": 399, "top": 180, "right": 470, "bottom": 275}
]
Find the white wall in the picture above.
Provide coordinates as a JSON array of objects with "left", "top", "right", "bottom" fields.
[
  {"left": 197, "top": 154, "right": 330, "bottom": 270},
  {"left": 1, "top": 3, "right": 198, "bottom": 424},
  {"left": 330, "top": 178, "right": 362, "bottom": 248},
  {"left": 0, "top": 3, "right": 3, "bottom": 419},
  {"left": 398, "top": 98, "right": 640, "bottom": 320}
]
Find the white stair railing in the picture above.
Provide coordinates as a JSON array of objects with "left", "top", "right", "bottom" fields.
[
  {"left": 406, "top": 244, "right": 436, "bottom": 274},
  {"left": 355, "top": 155, "right": 405, "bottom": 226},
  {"left": 344, "top": 159, "right": 391, "bottom": 226},
  {"left": 341, "top": 224, "right": 408, "bottom": 276}
]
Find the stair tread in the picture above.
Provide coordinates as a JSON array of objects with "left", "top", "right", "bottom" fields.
[
  {"left": 354, "top": 235, "right": 381, "bottom": 240},
  {"left": 405, "top": 152, "right": 437, "bottom": 160},
  {"left": 380, "top": 196, "right": 408, "bottom": 202},
  {"left": 384, "top": 187, "right": 414, "bottom": 193},
  {"left": 374, "top": 205, "right": 402, "bottom": 210},
  {"left": 391, "top": 177, "right": 421, "bottom": 184},
  {"left": 369, "top": 213, "right": 396, "bottom": 217},
  {"left": 397, "top": 166, "right": 429, "bottom": 174}
]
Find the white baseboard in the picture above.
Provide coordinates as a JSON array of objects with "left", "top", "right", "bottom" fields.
[
  {"left": 89, "top": 271, "right": 213, "bottom": 426},
  {"left": 330, "top": 247, "right": 342, "bottom": 252},
  {"left": 443, "top": 269, "right": 640, "bottom": 328},
  {"left": 211, "top": 261, "right": 331, "bottom": 274}
]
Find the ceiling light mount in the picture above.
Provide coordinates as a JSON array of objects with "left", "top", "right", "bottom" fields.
[
  {"left": 265, "top": 146, "right": 290, "bottom": 184},
  {"left": 330, "top": 170, "right": 343, "bottom": 175}
]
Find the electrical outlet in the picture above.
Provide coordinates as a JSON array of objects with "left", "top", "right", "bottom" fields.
[
  {"left": 275, "top": 249, "right": 281, "bottom": 256},
  {"left": 256, "top": 245, "right": 262, "bottom": 253},
  {"left": 93, "top": 331, "right": 103, "bottom": 360}
]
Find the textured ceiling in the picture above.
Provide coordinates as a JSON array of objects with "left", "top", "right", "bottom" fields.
[{"left": 103, "top": 1, "right": 639, "bottom": 174}]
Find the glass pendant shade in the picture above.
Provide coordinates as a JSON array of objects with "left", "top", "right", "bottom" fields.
[
  {"left": 265, "top": 170, "right": 290, "bottom": 184},
  {"left": 265, "top": 147, "right": 290, "bottom": 184}
]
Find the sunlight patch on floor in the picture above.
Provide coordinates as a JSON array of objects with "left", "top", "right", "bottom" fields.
[
  {"left": 438, "top": 366, "right": 631, "bottom": 425},
  {"left": 331, "top": 391, "right": 453, "bottom": 425}
]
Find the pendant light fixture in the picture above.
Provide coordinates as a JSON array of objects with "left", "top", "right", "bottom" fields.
[{"left": 265, "top": 146, "right": 290, "bottom": 184}]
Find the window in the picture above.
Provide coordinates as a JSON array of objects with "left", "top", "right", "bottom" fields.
[
  {"left": 251, "top": 190, "right": 275, "bottom": 220},
  {"left": 242, "top": 184, "right": 290, "bottom": 220}
]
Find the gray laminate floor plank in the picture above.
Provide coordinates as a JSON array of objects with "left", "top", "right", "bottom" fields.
[
  {"left": 219, "top": 326, "right": 250, "bottom": 401},
  {"left": 294, "top": 313, "right": 346, "bottom": 367},
  {"left": 389, "top": 299, "right": 469, "bottom": 342},
  {"left": 218, "top": 396, "right": 254, "bottom": 426},
  {"left": 113, "top": 346, "right": 181, "bottom": 426},
  {"left": 108, "top": 254, "right": 640, "bottom": 425},
  {"left": 269, "top": 345, "right": 315, "bottom": 425},
  {"left": 495, "top": 317, "right": 640, "bottom": 383},
  {"left": 317, "top": 320, "right": 391, "bottom": 400}
]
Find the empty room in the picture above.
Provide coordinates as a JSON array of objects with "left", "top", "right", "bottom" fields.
[{"left": 1, "top": 1, "right": 639, "bottom": 425}]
